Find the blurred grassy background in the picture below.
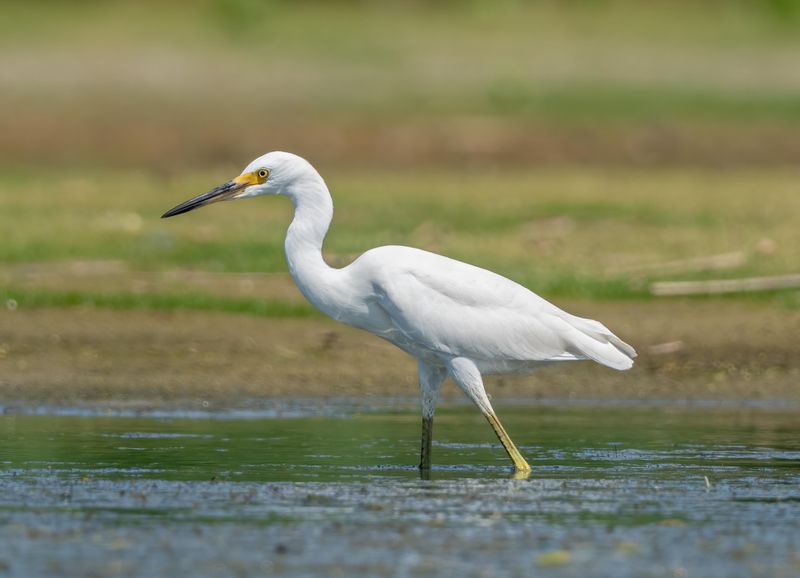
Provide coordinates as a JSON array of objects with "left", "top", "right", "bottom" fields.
[
  {"left": 1, "top": 0, "right": 800, "bottom": 312},
  {"left": 4, "top": 0, "right": 800, "bottom": 170}
]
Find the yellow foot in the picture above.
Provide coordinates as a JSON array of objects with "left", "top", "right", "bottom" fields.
[{"left": 511, "top": 469, "right": 532, "bottom": 480}]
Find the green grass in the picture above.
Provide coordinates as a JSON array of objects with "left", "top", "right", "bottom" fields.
[
  {"left": 0, "top": 288, "right": 317, "bottom": 318},
  {"left": 481, "top": 84, "right": 800, "bottom": 122},
  {"left": 1, "top": 166, "right": 799, "bottom": 314}
]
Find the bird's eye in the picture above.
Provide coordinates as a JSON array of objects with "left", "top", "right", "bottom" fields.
[{"left": 257, "top": 169, "right": 269, "bottom": 180}]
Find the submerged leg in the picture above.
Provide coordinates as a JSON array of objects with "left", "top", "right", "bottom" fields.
[
  {"left": 420, "top": 415, "right": 433, "bottom": 479},
  {"left": 418, "top": 361, "right": 447, "bottom": 471},
  {"left": 446, "top": 357, "right": 531, "bottom": 472}
]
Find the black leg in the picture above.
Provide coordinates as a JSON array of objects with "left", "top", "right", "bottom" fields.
[{"left": 419, "top": 415, "right": 433, "bottom": 471}]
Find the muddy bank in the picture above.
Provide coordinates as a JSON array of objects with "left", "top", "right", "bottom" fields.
[{"left": 0, "top": 300, "right": 798, "bottom": 408}]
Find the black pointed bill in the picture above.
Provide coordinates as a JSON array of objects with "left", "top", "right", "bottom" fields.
[{"left": 161, "top": 172, "right": 259, "bottom": 218}]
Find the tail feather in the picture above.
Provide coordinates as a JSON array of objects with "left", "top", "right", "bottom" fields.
[{"left": 556, "top": 314, "right": 637, "bottom": 371}]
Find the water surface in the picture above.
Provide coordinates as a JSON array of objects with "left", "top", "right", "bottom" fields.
[{"left": 1, "top": 403, "right": 799, "bottom": 577}]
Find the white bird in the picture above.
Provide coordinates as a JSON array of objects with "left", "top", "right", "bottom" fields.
[{"left": 162, "top": 152, "right": 636, "bottom": 473}]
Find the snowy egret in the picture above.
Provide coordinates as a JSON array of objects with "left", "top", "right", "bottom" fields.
[{"left": 162, "top": 152, "right": 636, "bottom": 472}]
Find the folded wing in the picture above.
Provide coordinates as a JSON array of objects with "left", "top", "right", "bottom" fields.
[{"left": 364, "top": 247, "right": 636, "bottom": 370}]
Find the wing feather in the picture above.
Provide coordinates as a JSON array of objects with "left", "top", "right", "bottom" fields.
[{"left": 358, "top": 247, "right": 635, "bottom": 369}]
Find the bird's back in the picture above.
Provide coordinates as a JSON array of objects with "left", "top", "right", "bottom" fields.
[{"left": 346, "top": 245, "right": 636, "bottom": 372}]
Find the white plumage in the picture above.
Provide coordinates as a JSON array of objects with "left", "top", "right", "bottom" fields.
[
  {"left": 351, "top": 245, "right": 635, "bottom": 372},
  {"left": 163, "top": 151, "right": 636, "bottom": 473}
]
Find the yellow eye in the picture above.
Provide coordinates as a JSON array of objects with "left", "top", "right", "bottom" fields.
[{"left": 257, "top": 169, "right": 269, "bottom": 180}]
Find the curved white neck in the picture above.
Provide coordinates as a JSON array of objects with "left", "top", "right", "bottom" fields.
[{"left": 283, "top": 176, "right": 340, "bottom": 314}]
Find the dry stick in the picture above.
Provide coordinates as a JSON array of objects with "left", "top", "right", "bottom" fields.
[{"left": 651, "top": 274, "right": 800, "bottom": 296}]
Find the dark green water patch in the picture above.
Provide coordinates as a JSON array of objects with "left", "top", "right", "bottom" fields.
[{"left": 2, "top": 405, "right": 798, "bottom": 483}]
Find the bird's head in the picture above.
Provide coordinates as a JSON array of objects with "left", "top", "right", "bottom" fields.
[{"left": 162, "top": 151, "right": 318, "bottom": 218}]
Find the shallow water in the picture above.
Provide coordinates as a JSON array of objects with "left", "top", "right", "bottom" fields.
[{"left": 1, "top": 402, "right": 799, "bottom": 577}]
